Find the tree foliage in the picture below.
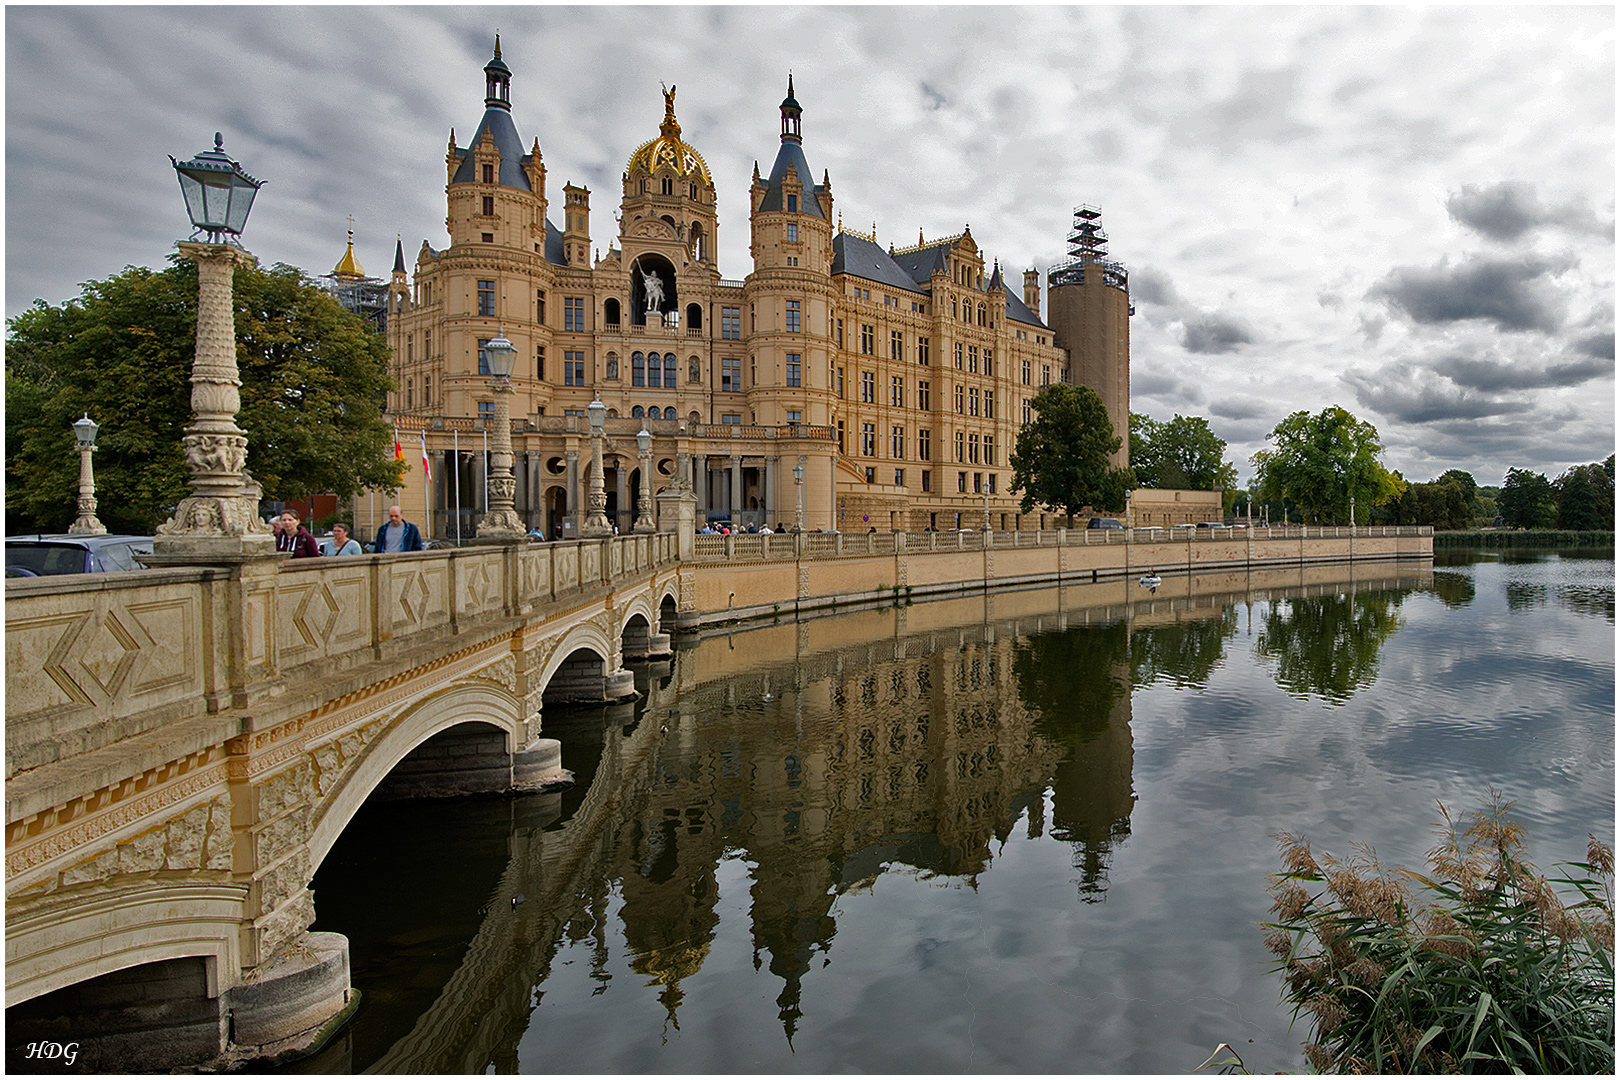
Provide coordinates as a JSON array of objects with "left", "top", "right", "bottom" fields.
[
  {"left": 1011, "top": 383, "right": 1134, "bottom": 521},
  {"left": 1392, "top": 474, "right": 1472, "bottom": 530},
  {"left": 6, "top": 257, "right": 401, "bottom": 534},
  {"left": 1250, "top": 406, "right": 1401, "bottom": 524},
  {"left": 1555, "top": 456, "right": 1615, "bottom": 531},
  {"left": 1129, "top": 412, "right": 1240, "bottom": 497},
  {"left": 1498, "top": 468, "right": 1559, "bottom": 530}
]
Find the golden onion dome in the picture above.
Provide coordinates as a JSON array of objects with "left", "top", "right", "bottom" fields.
[
  {"left": 333, "top": 228, "right": 364, "bottom": 278},
  {"left": 626, "top": 85, "right": 712, "bottom": 187}
]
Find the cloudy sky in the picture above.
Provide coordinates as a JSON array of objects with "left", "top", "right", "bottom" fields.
[{"left": 6, "top": 5, "right": 1613, "bottom": 487}]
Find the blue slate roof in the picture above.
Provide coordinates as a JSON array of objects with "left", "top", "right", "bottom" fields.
[
  {"left": 450, "top": 106, "right": 533, "bottom": 190},
  {"left": 544, "top": 219, "right": 566, "bottom": 265},
  {"left": 830, "top": 233, "right": 927, "bottom": 294},
  {"left": 758, "top": 139, "right": 826, "bottom": 218},
  {"left": 1003, "top": 283, "right": 1046, "bottom": 329}
]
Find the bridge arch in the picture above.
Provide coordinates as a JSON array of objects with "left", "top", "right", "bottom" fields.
[{"left": 309, "top": 683, "right": 527, "bottom": 870}]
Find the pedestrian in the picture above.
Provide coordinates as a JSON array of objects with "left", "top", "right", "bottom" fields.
[
  {"left": 374, "top": 505, "right": 425, "bottom": 553},
  {"left": 277, "top": 510, "right": 320, "bottom": 558},
  {"left": 323, "top": 523, "right": 363, "bottom": 556}
]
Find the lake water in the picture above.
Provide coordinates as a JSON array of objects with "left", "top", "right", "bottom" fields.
[{"left": 302, "top": 548, "right": 1614, "bottom": 1074}]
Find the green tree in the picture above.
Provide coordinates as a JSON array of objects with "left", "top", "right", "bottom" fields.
[
  {"left": 1498, "top": 468, "right": 1559, "bottom": 530},
  {"left": 6, "top": 257, "right": 401, "bottom": 534},
  {"left": 1011, "top": 383, "right": 1135, "bottom": 522},
  {"left": 1129, "top": 412, "right": 1239, "bottom": 498},
  {"left": 1250, "top": 405, "right": 1401, "bottom": 524},
  {"left": 1555, "top": 457, "right": 1615, "bottom": 531}
]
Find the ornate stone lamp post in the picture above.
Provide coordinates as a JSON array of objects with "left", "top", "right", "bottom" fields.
[
  {"left": 475, "top": 328, "right": 525, "bottom": 541},
  {"left": 634, "top": 426, "right": 656, "bottom": 533},
  {"left": 68, "top": 414, "right": 107, "bottom": 535},
  {"left": 150, "top": 133, "right": 273, "bottom": 561},
  {"left": 582, "top": 398, "right": 612, "bottom": 537},
  {"left": 793, "top": 462, "right": 805, "bottom": 533}
]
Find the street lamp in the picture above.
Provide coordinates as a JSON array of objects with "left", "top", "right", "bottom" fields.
[
  {"left": 68, "top": 414, "right": 106, "bottom": 535},
  {"left": 475, "top": 328, "right": 524, "bottom": 541},
  {"left": 170, "top": 133, "right": 263, "bottom": 243},
  {"left": 149, "top": 133, "right": 274, "bottom": 562},
  {"left": 582, "top": 397, "right": 612, "bottom": 536},
  {"left": 634, "top": 426, "right": 656, "bottom": 532},
  {"left": 793, "top": 462, "right": 805, "bottom": 533}
]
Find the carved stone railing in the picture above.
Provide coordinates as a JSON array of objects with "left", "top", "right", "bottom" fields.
[{"left": 3, "top": 533, "right": 680, "bottom": 800}]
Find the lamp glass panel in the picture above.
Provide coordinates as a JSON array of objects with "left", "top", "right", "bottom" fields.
[{"left": 224, "top": 183, "right": 257, "bottom": 234}]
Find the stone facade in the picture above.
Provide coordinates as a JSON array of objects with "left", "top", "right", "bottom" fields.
[{"left": 375, "top": 41, "right": 1130, "bottom": 540}]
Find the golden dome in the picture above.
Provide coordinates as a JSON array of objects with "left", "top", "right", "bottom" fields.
[
  {"left": 333, "top": 227, "right": 364, "bottom": 278},
  {"left": 626, "top": 85, "right": 712, "bottom": 186}
]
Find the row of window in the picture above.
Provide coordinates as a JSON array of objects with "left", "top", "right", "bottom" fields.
[
  {"left": 856, "top": 468, "right": 998, "bottom": 497},
  {"left": 852, "top": 424, "right": 996, "bottom": 465}
]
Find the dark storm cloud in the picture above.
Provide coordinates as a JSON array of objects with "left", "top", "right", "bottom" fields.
[
  {"left": 1180, "top": 312, "right": 1254, "bottom": 354},
  {"left": 1209, "top": 397, "right": 1269, "bottom": 422},
  {"left": 1447, "top": 181, "right": 1612, "bottom": 242},
  {"left": 1349, "top": 377, "right": 1531, "bottom": 425},
  {"left": 1130, "top": 267, "right": 1181, "bottom": 307},
  {"left": 1369, "top": 254, "right": 1572, "bottom": 333},
  {"left": 1130, "top": 370, "right": 1187, "bottom": 399},
  {"left": 1572, "top": 332, "right": 1615, "bottom": 360},
  {"left": 1430, "top": 355, "right": 1614, "bottom": 393}
]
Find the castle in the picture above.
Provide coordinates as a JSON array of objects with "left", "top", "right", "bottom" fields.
[{"left": 375, "top": 39, "right": 1129, "bottom": 537}]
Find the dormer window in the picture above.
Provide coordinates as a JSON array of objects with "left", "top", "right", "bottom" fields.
[
  {"left": 483, "top": 164, "right": 494, "bottom": 184},
  {"left": 786, "top": 194, "right": 798, "bottom": 213}
]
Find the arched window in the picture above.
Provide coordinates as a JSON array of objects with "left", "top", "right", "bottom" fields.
[
  {"left": 664, "top": 353, "right": 678, "bottom": 387},
  {"left": 978, "top": 305, "right": 987, "bottom": 326},
  {"left": 664, "top": 407, "right": 677, "bottom": 420},
  {"left": 686, "top": 303, "right": 702, "bottom": 330},
  {"left": 631, "top": 406, "right": 644, "bottom": 419},
  {"left": 604, "top": 298, "right": 621, "bottom": 325},
  {"left": 632, "top": 351, "right": 646, "bottom": 387},
  {"left": 648, "top": 350, "right": 662, "bottom": 388},
  {"left": 406, "top": 379, "right": 413, "bottom": 410},
  {"left": 661, "top": 177, "right": 673, "bottom": 196}
]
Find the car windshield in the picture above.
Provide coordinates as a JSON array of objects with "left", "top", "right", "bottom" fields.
[{"left": 5, "top": 543, "right": 89, "bottom": 576}]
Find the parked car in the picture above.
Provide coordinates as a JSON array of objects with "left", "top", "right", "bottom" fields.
[
  {"left": 5, "top": 534, "right": 154, "bottom": 577},
  {"left": 1087, "top": 517, "right": 1124, "bottom": 529}
]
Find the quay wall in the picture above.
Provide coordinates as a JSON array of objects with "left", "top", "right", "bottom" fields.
[{"left": 682, "top": 526, "right": 1432, "bottom": 628}]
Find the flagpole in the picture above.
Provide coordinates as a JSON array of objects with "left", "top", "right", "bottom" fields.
[{"left": 420, "top": 429, "right": 430, "bottom": 538}]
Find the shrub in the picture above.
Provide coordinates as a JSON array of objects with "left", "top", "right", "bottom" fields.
[{"left": 1263, "top": 793, "right": 1613, "bottom": 1073}]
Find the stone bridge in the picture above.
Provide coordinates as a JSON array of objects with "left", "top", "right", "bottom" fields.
[{"left": 4, "top": 535, "right": 680, "bottom": 1069}]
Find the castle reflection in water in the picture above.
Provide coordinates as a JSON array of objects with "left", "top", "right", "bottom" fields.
[{"left": 308, "top": 569, "right": 1431, "bottom": 1073}]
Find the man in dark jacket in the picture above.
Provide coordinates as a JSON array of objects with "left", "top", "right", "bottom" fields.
[
  {"left": 374, "top": 505, "right": 425, "bottom": 553},
  {"left": 277, "top": 510, "right": 320, "bottom": 558}
]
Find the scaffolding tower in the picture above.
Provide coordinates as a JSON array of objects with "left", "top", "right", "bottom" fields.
[{"left": 1049, "top": 204, "right": 1128, "bottom": 292}]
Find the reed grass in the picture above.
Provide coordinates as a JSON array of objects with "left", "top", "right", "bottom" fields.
[{"left": 1257, "top": 792, "right": 1613, "bottom": 1073}]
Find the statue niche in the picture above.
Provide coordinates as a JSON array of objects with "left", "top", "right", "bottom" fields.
[{"left": 629, "top": 255, "right": 676, "bottom": 326}]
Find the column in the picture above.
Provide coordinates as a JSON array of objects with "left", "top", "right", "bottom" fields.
[
  {"left": 565, "top": 449, "right": 580, "bottom": 536},
  {"left": 694, "top": 454, "right": 709, "bottom": 518},
  {"left": 730, "top": 455, "right": 742, "bottom": 522},
  {"left": 765, "top": 456, "right": 777, "bottom": 527},
  {"left": 615, "top": 461, "right": 628, "bottom": 533}
]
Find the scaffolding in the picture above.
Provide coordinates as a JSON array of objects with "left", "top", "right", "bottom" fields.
[{"left": 1049, "top": 204, "right": 1128, "bottom": 292}]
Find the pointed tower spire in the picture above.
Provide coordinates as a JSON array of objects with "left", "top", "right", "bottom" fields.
[
  {"left": 484, "top": 35, "right": 511, "bottom": 110},
  {"left": 393, "top": 234, "right": 407, "bottom": 275},
  {"left": 780, "top": 72, "right": 802, "bottom": 142}
]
